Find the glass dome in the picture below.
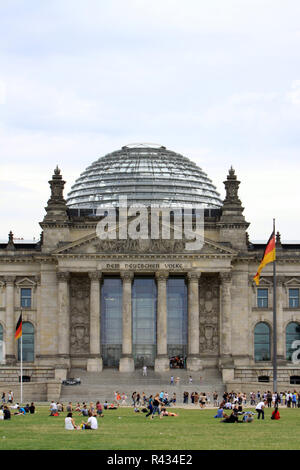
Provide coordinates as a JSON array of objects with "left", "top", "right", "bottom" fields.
[{"left": 66, "top": 144, "right": 223, "bottom": 209}]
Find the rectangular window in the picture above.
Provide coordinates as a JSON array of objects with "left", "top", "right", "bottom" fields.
[
  {"left": 289, "top": 289, "right": 300, "bottom": 308},
  {"left": 20, "top": 288, "right": 32, "bottom": 308},
  {"left": 257, "top": 288, "right": 268, "bottom": 308}
]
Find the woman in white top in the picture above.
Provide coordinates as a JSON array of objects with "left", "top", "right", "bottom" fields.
[{"left": 65, "top": 412, "right": 78, "bottom": 430}]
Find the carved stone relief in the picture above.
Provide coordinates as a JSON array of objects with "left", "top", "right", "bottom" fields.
[
  {"left": 69, "top": 275, "right": 90, "bottom": 355},
  {"left": 199, "top": 275, "right": 219, "bottom": 354}
]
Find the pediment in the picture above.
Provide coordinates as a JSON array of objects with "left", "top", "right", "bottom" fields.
[
  {"left": 53, "top": 232, "right": 237, "bottom": 257},
  {"left": 257, "top": 276, "right": 273, "bottom": 286},
  {"left": 15, "top": 277, "right": 37, "bottom": 287},
  {"left": 285, "top": 277, "right": 300, "bottom": 286}
]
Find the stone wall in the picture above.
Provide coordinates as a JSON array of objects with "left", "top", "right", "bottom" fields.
[{"left": 0, "top": 380, "right": 61, "bottom": 402}]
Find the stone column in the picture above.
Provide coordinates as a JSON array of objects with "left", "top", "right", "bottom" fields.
[
  {"left": 4, "top": 276, "right": 16, "bottom": 364},
  {"left": 35, "top": 275, "right": 41, "bottom": 361},
  {"left": 87, "top": 271, "right": 103, "bottom": 372},
  {"left": 56, "top": 271, "right": 70, "bottom": 375},
  {"left": 119, "top": 271, "right": 134, "bottom": 372},
  {"left": 219, "top": 272, "right": 233, "bottom": 368},
  {"left": 186, "top": 272, "right": 202, "bottom": 371},
  {"left": 155, "top": 271, "right": 169, "bottom": 372},
  {"left": 276, "top": 276, "right": 285, "bottom": 361}
]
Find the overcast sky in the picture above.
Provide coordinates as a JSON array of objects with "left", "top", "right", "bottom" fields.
[{"left": 0, "top": 0, "right": 299, "bottom": 242}]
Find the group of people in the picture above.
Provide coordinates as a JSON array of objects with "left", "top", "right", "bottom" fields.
[
  {"left": 220, "top": 390, "right": 300, "bottom": 409},
  {"left": 133, "top": 392, "right": 179, "bottom": 419},
  {"left": 49, "top": 401, "right": 101, "bottom": 430},
  {"left": 183, "top": 391, "right": 209, "bottom": 407},
  {"left": 0, "top": 401, "right": 35, "bottom": 420},
  {"left": 48, "top": 399, "right": 122, "bottom": 430},
  {"left": 169, "top": 356, "right": 185, "bottom": 369},
  {"left": 215, "top": 399, "right": 281, "bottom": 423},
  {"left": 131, "top": 390, "right": 177, "bottom": 408},
  {"left": 1, "top": 390, "right": 14, "bottom": 405}
]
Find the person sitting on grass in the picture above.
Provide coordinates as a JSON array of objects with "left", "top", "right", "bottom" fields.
[
  {"left": 14, "top": 405, "right": 26, "bottom": 415},
  {"left": 66, "top": 402, "right": 73, "bottom": 413},
  {"left": 81, "top": 411, "right": 98, "bottom": 430},
  {"left": 214, "top": 407, "right": 225, "bottom": 418},
  {"left": 242, "top": 411, "right": 255, "bottom": 423},
  {"left": 75, "top": 402, "right": 81, "bottom": 412},
  {"left": 108, "top": 403, "right": 118, "bottom": 410},
  {"left": 80, "top": 404, "right": 89, "bottom": 417},
  {"left": 96, "top": 401, "right": 104, "bottom": 417},
  {"left": 271, "top": 406, "right": 280, "bottom": 420},
  {"left": 29, "top": 402, "right": 35, "bottom": 414},
  {"left": 221, "top": 410, "right": 240, "bottom": 423},
  {"left": 49, "top": 401, "right": 58, "bottom": 416},
  {"left": 65, "top": 412, "right": 79, "bottom": 430},
  {"left": 160, "top": 407, "right": 178, "bottom": 418},
  {"left": 3, "top": 405, "right": 11, "bottom": 420}
]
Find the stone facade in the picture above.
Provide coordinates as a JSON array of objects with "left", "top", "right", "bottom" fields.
[{"left": 0, "top": 165, "right": 300, "bottom": 391}]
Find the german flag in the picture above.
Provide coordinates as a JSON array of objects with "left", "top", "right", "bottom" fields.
[
  {"left": 15, "top": 313, "right": 22, "bottom": 340},
  {"left": 253, "top": 231, "right": 276, "bottom": 286}
]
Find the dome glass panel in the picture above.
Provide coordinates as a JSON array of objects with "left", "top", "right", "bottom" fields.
[{"left": 66, "top": 144, "right": 223, "bottom": 209}]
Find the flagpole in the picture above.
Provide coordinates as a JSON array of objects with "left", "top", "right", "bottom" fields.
[
  {"left": 273, "top": 219, "right": 277, "bottom": 394},
  {"left": 20, "top": 310, "right": 23, "bottom": 404}
]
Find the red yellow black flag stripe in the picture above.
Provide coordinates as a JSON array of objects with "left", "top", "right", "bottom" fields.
[
  {"left": 15, "top": 314, "right": 22, "bottom": 340},
  {"left": 253, "top": 231, "right": 276, "bottom": 286}
]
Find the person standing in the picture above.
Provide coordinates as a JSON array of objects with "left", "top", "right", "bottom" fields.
[
  {"left": 256, "top": 400, "right": 265, "bottom": 420},
  {"left": 150, "top": 394, "right": 162, "bottom": 420},
  {"left": 8, "top": 391, "right": 13, "bottom": 404},
  {"left": 142, "top": 365, "right": 147, "bottom": 376}
]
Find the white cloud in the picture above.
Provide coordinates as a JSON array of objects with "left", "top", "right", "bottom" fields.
[
  {"left": 0, "top": 80, "right": 6, "bottom": 104},
  {"left": 287, "top": 80, "right": 300, "bottom": 105},
  {"left": 0, "top": 1, "right": 300, "bottom": 240}
]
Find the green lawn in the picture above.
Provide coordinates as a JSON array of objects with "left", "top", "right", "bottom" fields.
[{"left": 0, "top": 405, "right": 299, "bottom": 450}]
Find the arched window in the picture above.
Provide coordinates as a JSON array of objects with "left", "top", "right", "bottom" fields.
[
  {"left": 0, "top": 323, "right": 3, "bottom": 363},
  {"left": 286, "top": 322, "right": 300, "bottom": 361},
  {"left": 18, "top": 322, "right": 34, "bottom": 362},
  {"left": 254, "top": 322, "right": 271, "bottom": 361}
]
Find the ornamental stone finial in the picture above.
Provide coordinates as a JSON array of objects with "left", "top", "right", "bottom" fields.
[
  {"left": 43, "top": 166, "right": 68, "bottom": 222},
  {"left": 219, "top": 167, "right": 248, "bottom": 230},
  {"left": 6, "top": 231, "right": 15, "bottom": 251},
  {"left": 276, "top": 231, "right": 282, "bottom": 248},
  {"left": 223, "top": 166, "right": 241, "bottom": 206}
]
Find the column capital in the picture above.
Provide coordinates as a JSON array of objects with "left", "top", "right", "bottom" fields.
[
  {"left": 56, "top": 271, "right": 70, "bottom": 282},
  {"left": 120, "top": 270, "right": 134, "bottom": 282},
  {"left": 187, "top": 271, "right": 201, "bottom": 282},
  {"left": 155, "top": 270, "right": 169, "bottom": 282},
  {"left": 219, "top": 271, "right": 232, "bottom": 283},
  {"left": 276, "top": 275, "right": 285, "bottom": 287},
  {"left": 4, "top": 275, "right": 16, "bottom": 285},
  {"left": 88, "top": 271, "right": 102, "bottom": 282}
]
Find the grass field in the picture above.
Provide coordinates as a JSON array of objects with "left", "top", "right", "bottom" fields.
[{"left": 0, "top": 405, "right": 299, "bottom": 450}]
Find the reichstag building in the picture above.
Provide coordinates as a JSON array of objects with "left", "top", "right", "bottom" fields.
[{"left": 0, "top": 144, "right": 300, "bottom": 389}]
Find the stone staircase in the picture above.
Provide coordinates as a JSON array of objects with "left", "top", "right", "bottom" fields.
[{"left": 59, "top": 367, "right": 225, "bottom": 404}]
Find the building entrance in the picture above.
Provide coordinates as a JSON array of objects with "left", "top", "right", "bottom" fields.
[{"left": 132, "top": 277, "right": 157, "bottom": 367}]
